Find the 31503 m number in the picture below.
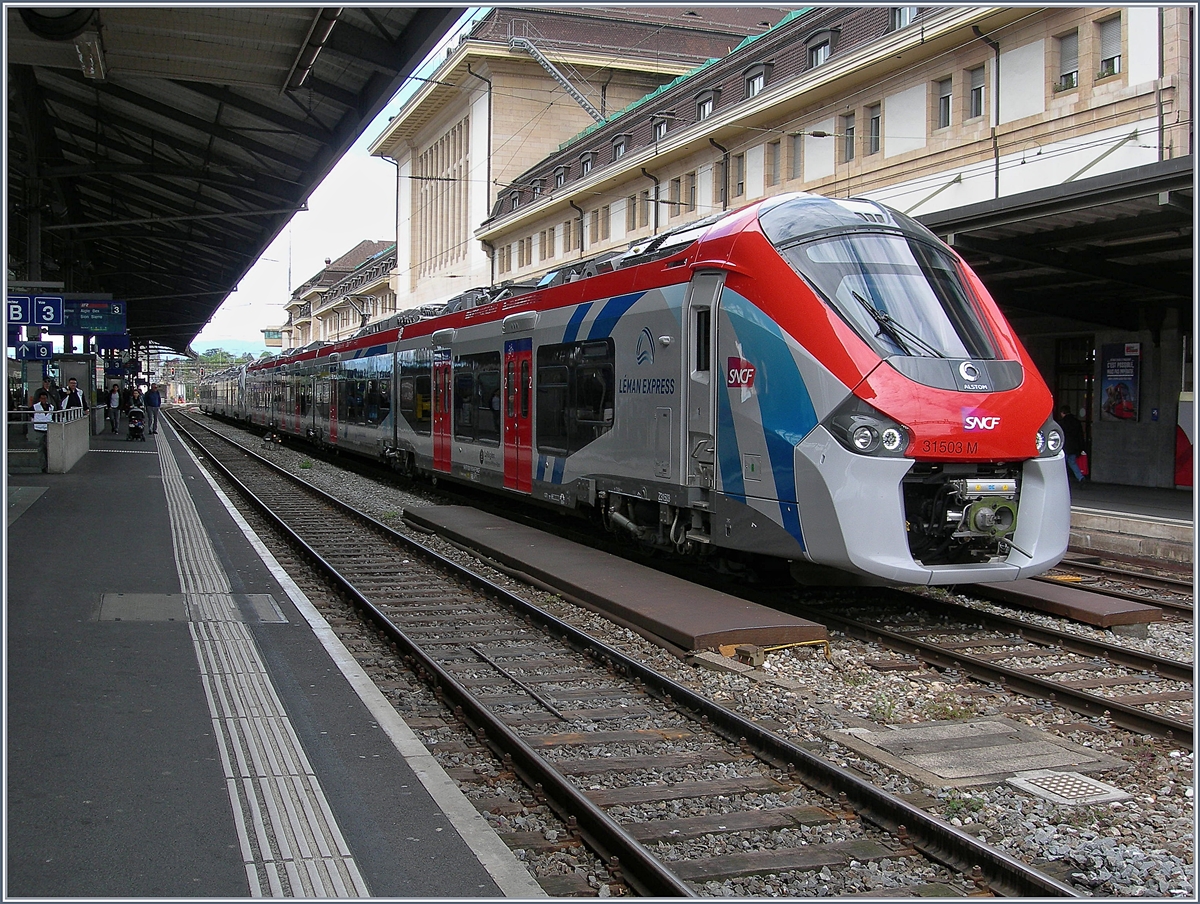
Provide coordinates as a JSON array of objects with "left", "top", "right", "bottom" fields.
[{"left": 920, "top": 439, "right": 979, "bottom": 455}]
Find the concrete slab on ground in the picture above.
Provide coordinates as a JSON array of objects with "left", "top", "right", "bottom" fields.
[
  {"left": 830, "top": 717, "right": 1125, "bottom": 788},
  {"left": 403, "top": 505, "right": 826, "bottom": 652}
]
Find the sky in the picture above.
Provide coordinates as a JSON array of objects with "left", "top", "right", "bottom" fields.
[{"left": 192, "top": 9, "right": 486, "bottom": 354}]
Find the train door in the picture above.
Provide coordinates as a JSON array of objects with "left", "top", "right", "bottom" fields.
[
  {"left": 503, "top": 337, "right": 533, "bottom": 493},
  {"left": 432, "top": 349, "right": 452, "bottom": 472},
  {"left": 684, "top": 271, "right": 724, "bottom": 489}
]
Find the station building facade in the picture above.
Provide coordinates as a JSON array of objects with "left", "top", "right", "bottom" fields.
[
  {"left": 282, "top": 240, "right": 396, "bottom": 348},
  {"left": 472, "top": 6, "right": 1193, "bottom": 490},
  {"left": 366, "top": 6, "right": 794, "bottom": 311}
]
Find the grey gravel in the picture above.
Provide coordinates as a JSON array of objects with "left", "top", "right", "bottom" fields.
[{"left": 190, "top": 413, "right": 1196, "bottom": 897}]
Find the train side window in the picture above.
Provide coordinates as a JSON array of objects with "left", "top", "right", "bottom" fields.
[
  {"left": 694, "top": 308, "right": 711, "bottom": 372},
  {"left": 398, "top": 349, "right": 432, "bottom": 435},
  {"left": 535, "top": 339, "right": 615, "bottom": 456},
  {"left": 520, "top": 360, "right": 530, "bottom": 419},
  {"left": 452, "top": 352, "right": 501, "bottom": 444},
  {"left": 506, "top": 361, "right": 517, "bottom": 418},
  {"left": 454, "top": 372, "right": 474, "bottom": 439},
  {"left": 477, "top": 368, "right": 500, "bottom": 444}
]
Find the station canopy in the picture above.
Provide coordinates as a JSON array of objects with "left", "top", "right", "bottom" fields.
[
  {"left": 920, "top": 156, "right": 1193, "bottom": 336},
  {"left": 7, "top": 6, "right": 465, "bottom": 353}
]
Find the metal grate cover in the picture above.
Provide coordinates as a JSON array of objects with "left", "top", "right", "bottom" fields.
[{"left": 1007, "top": 769, "right": 1131, "bottom": 805}]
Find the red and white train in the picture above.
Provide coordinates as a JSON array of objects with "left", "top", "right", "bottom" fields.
[{"left": 202, "top": 192, "right": 1071, "bottom": 585}]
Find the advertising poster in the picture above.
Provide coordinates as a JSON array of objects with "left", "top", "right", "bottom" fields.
[
  {"left": 1177, "top": 392, "right": 1193, "bottom": 488},
  {"left": 1100, "top": 342, "right": 1140, "bottom": 421}
]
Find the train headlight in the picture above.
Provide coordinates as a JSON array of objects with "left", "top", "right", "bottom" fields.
[
  {"left": 851, "top": 424, "right": 879, "bottom": 452},
  {"left": 826, "top": 396, "right": 909, "bottom": 458},
  {"left": 1036, "top": 418, "right": 1064, "bottom": 457}
]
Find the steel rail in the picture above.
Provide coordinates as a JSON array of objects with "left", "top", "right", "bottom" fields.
[
  {"left": 902, "top": 594, "right": 1194, "bottom": 683},
  {"left": 801, "top": 607, "right": 1193, "bottom": 750},
  {"left": 171, "top": 413, "right": 695, "bottom": 897},
  {"left": 174, "top": 412, "right": 1080, "bottom": 898}
]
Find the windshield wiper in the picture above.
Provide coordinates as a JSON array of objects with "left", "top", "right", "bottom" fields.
[{"left": 851, "top": 291, "right": 946, "bottom": 358}]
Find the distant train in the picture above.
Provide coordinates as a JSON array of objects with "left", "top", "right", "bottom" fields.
[{"left": 202, "top": 192, "right": 1070, "bottom": 585}]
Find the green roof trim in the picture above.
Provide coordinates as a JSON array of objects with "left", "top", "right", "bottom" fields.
[{"left": 555, "top": 7, "right": 815, "bottom": 153}]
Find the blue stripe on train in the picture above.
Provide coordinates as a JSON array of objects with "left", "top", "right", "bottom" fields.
[
  {"left": 562, "top": 302, "right": 593, "bottom": 344},
  {"left": 586, "top": 292, "right": 645, "bottom": 340},
  {"left": 717, "top": 290, "right": 817, "bottom": 549}
]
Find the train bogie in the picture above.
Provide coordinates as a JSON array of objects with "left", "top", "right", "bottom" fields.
[{"left": 227, "top": 192, "right": 1069, "bottom": 586}]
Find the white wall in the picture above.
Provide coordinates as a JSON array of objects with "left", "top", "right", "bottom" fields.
[
  {"left": 746, "top": 144, "right": 765, "bottom": 200},
  {"left": 1127, "top": 6, "right": 1161, "bottom": 88},
  {"left": 884, "top": 85, "right": 927, "bottom": 156},
  {"left": 804, "top": 117, "right": 836, "bottom": 180},
  {"left": 999, "top": 40, "right": 1046, "bottom": 124}
]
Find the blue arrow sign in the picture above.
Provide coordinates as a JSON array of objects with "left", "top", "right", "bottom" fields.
[{"left": 15, "top": 341, "right": 54, "bottom": 360}]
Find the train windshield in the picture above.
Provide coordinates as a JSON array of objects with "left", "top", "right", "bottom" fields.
[{"left": 761, "top": 199, "right": 996, "bottom": 359}]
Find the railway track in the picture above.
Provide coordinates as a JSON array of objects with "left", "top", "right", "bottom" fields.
[
  {"left": 170, "top": 410, "right": 1079, "bottom": 897},
  {"left": 786, "top": 592, "right": 1194, "bottom": 749},
  {"left": 1040, "top": 559, "right": 1194, "bottom": 617}
]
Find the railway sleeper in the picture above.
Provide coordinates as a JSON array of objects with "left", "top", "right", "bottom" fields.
[
  {"left": 668, "top": 837, "right": 915, "bottom": 883},
  {"left": 584, "top": 775, "right": 793, "bottom": 807},
  {"left": 626, "top": 805, "right": 842, "bottom": 843}
]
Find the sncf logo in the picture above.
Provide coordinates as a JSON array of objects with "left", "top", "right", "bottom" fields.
[
  {"left": 963, "top": 413, "right": 1001, "bottom": 431},
  {"left": 727, "top": 357, "right": 756, "bottom": 388}
]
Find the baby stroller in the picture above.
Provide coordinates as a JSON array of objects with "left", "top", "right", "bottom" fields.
[{"left": 126, "top": 406, "right": 146, "bottom": 441}]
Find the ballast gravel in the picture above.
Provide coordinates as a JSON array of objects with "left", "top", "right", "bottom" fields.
[{"left": 192, "top": 417, "right": 1195, "bottom": 897}]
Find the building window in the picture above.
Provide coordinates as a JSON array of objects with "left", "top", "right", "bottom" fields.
[
  {"left": 626, "top": 195, "right": 637, "bottom": 231},
  {"left": 532, "top": 178, "right": 544, "bottom": 198},
  {"left": 766, "top": 140, "right": 781, "bottom": 186},
  {"left": 968, "top": 65, "right": 986, "bottom": 116},
  {"left": 790, "top": 132, "right": 804, "bottom": 179},
  {"left": 696, "top": 90, "right": 718, "bottom": 121},
  {"left": 806, "top": 27, "right": 839, "bottom": 69},
  {"left": 562, "top": 219, "right": 575, "bottom": 253},
  {"left": 638, "top": 190, "right": 651, "bottom": 228},
  {"left": 509, "top": 191, "right": 521, "bottom": 211},
  {"left": 732, "top": 153, "right": 745, "bottom": 197},
  {"left": 1056, "top": 32, "right": 1078, "bottom": 91},
  {"left": 653, "top": 118, "right": 669, "bottom": 141},
  {"left": 599, "top": 205, "right": 610, "bottom": 241},
  {"left": 554, "top": 166, "right": 568, "bottom": 188},
  {"left": 936, "top": 78, "right": 952, "bottom": 129},
  {"left": 668, "top": 177, "right": 682, "bottom": 217},
  {"left": 840, "top": 114, "right": 855, "bottom": 162},
  {"left": 612, "top": 135, "right": 628, "bottom": 160},
  {"left": 1098, "top": 17, "right": 1121, "bottom": 78},
  {"left": 744, "top": 63, "right": 771, "bottom": 99},
  {"left": 867, "top": 104, "right": 881, "bottom": 154},
  {"left": 539, "top": 230, "right": 549, "bottom": 259},
  {"left": 580, "top": 152, "right": 595, "bottom": 175},
  {"left": 890, "top": 7, "right": 918, "bottom": 31},
  {"left": 684, "top": 171, "right": 696, "bottom": 212}
]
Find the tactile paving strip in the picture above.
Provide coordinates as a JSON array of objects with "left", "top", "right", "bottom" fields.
[
  {"left": 1007, "top": 769, "right": 1131, "bottom": 805},
  {"left": 157, "top": 429, "right": 369, "bottom": 897}
]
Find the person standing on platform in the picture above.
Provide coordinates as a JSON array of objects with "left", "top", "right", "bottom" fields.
[
  {"left": 107, "top": 384, "right": 122, "bottom": 434},
  {"left": 60, "top": 377, "right": 89, "bottom": 412},
  {"left": 1058, "top": 404, "right": 1087, "bottom": 484},
  {"left": 145, "top": 383, "right": 162, "bottom": 434},
  {"left": 32, "top": 389, "right": 54, "bottom": 472},
  {"left": 30, "top": 376, "right": 60, "bottom": 409}
]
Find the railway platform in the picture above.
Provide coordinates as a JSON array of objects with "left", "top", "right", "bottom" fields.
[
  {"left": 1066, "top": 482, "right": 1193, "bottom": 566},
  {"left": 5, "top": 423, "right": 544, "bottom": 898}
]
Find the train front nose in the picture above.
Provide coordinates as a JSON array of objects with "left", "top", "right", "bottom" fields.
[{"left": 792, "top": 404, "right": 1072, "bottom": 585}]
